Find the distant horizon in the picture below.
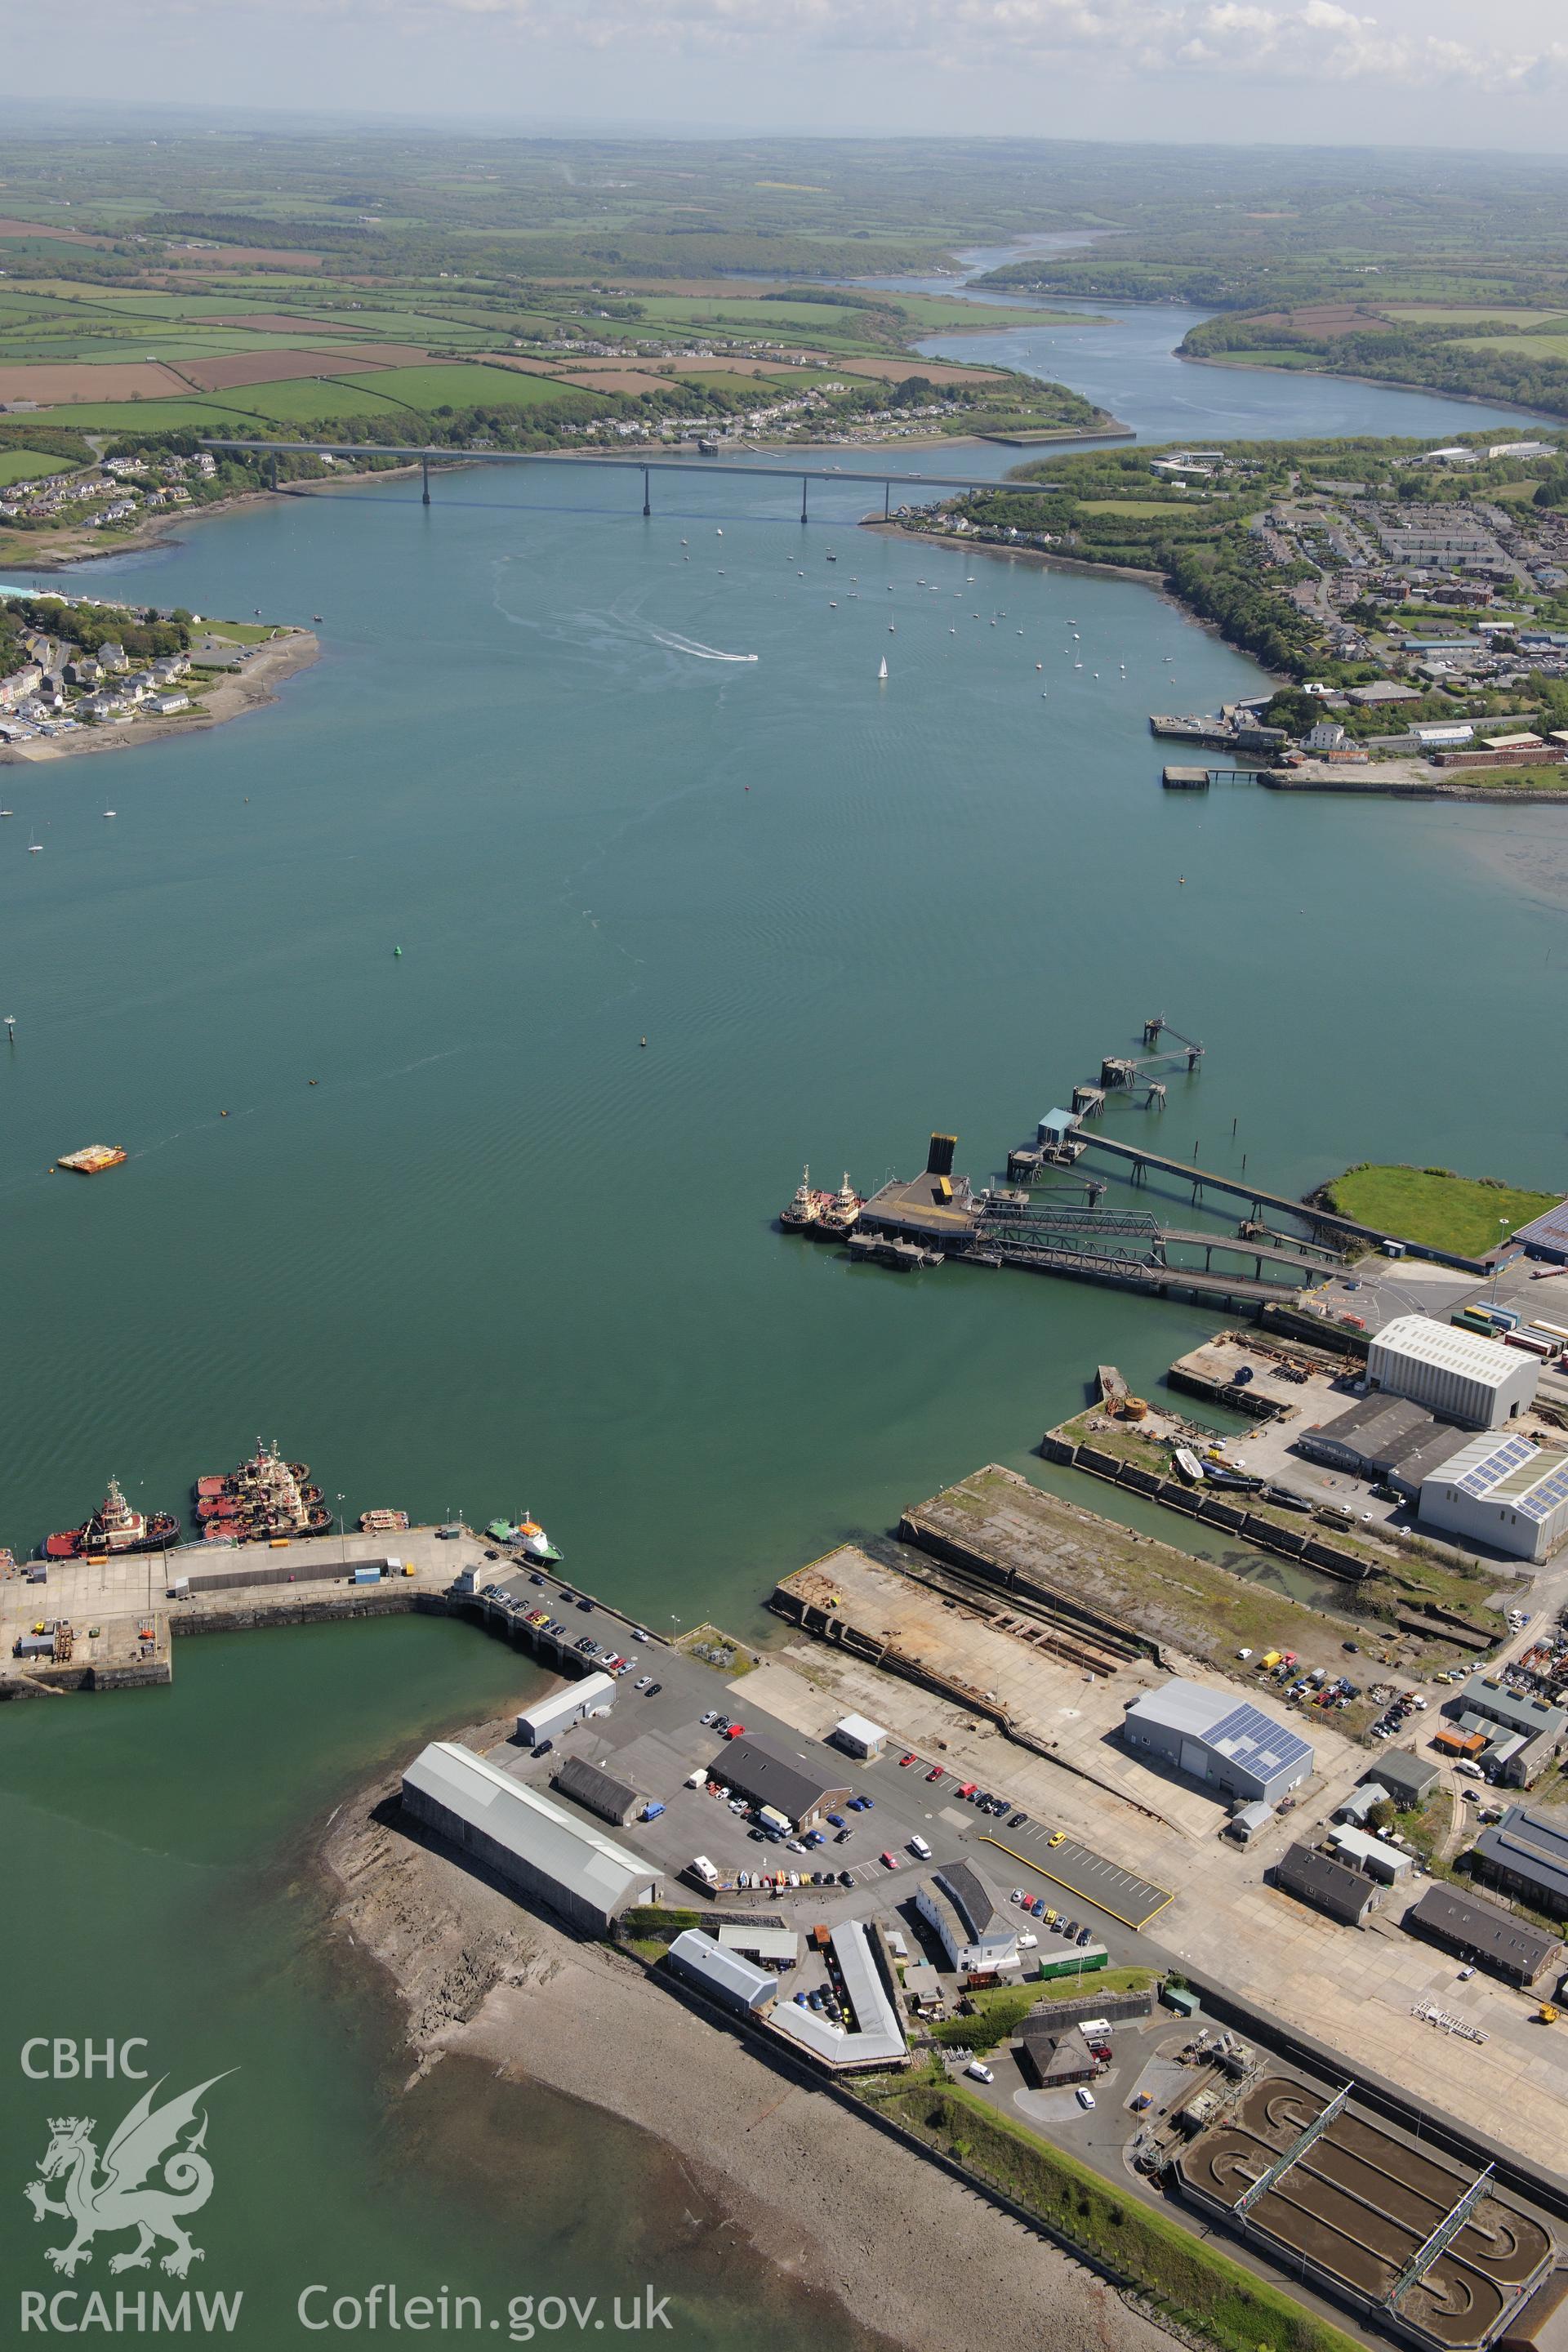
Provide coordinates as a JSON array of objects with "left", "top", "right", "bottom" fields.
[
  {"left": 7, "top": 100, "right": 1568, "bottom": 162},
  {"left": 8, "top": 0, "right": 1568, "bottom": 154}
]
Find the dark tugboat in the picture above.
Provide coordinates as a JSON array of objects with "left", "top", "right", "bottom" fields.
[{"left": 42, "top": 1477, "right": 180, "bottom": 1559}]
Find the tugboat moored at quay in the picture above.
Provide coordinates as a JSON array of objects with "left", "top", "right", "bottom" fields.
[
  {"left": 191, "top": 1438, "right": 332, "bottom": 1542},
  {"left": 779, "top": 1165, "right": 862, "bottom": 1236},
  {"left": 42, "top": 1476, "right": 180, "bottom": 1560}
]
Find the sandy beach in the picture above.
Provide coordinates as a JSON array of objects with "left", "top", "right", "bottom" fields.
[
  {"left": 0, "top": 628, "right": 319, "bottom": 764},
  {"left": 323, "top": 1732, "right": 1172, "bottom": 2352}
]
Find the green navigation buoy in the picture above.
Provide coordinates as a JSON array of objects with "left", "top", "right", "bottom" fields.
[{"left": 394, "top": 946, "right": 403, "bottom": 958}]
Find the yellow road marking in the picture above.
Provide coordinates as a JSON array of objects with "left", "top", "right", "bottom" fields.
[{"left": 978, "top": 1833, "right": 1174, "bottom": 1931}]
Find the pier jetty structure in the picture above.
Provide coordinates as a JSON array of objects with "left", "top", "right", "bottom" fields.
[{"left": 800, "top": 1128, "right": 1339, "bottom": 1307}]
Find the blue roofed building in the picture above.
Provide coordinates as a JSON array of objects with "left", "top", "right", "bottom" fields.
[
  {"left": 1512, "top": 1194, "right": 1568, "bottom": 1266},
  {"left": 1120, "top": 1678, "right": 1314, "bottom": 1806}
]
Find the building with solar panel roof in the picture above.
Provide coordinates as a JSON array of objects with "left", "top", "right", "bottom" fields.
[
  {"left": 1419, "top": 1432, "right": 1568, "bottom": 1561},
  {"left": 1120, "top": 1677, "right": 1314, "bottom": 1806}
]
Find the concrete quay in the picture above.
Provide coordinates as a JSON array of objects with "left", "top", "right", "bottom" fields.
[{"left": 0, "top": 1524, "right": 489, "bottom": 1697}]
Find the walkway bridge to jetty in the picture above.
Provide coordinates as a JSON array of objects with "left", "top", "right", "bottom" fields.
[
  {"left": 198, "top": 438, "right": 1077, "bottom": 522},
  {"left": 854, "top": 1177, "right": 1329, "bottom": 1306},
  {"left": 1073, "top": 1134, "right": 1490, "bottom": 1275}
]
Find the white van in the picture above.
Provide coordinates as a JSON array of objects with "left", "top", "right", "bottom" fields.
[
  {"left": 685, "top": 1768, "right": 706, "bottom": 1789},
  {"left": 908, "top": 1834, "right": 933, "bottom": 1860}
]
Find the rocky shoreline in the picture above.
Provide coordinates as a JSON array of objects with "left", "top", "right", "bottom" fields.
[{"left": 322, "top": 1730, "right": 1169, "bottom": 2352}]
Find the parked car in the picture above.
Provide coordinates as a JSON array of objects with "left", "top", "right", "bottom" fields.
[
  {"left": 879, "top": 1850, "right": 900, "bottom": 1869},
  {"left": 1009, "top": 1813, "right": 1028, "bottom": 1829},
  {"left": 899, "top": 1752, "right": 917, "bottom": 1767},
  {"left": 1047, "top": 1830, "right": 1067, "bottom": 1848},
  {"left": 724, "top": 1722, "right": 746, "bottom": 1740},
  {"left": 826, "top": 1813, "right": 846, "bottom": 1829},
  {"left": 644, "top": 1682, "right": 662, "bottom": 1696},
  {"left": 1076, "top": 2087, "right": 1096, "bottom": 2111},
  {"left": 926, "top": 1766, "right": 944, "bottom": 1783}
]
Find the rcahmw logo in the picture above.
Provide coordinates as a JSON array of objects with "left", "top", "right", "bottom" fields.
[{"left": 20, "top": 2042, "right": 242, "bottom": 2334}]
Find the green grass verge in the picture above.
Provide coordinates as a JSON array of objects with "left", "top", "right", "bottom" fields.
[
  {"left": 933, "top": 1969, "right": 1154, "bottom": 2047},
  {"left": 1325, "top": 1164, "right": 1557, "bottom": 1258},
  {"left": 862, "top": 2080, "right": 1364, "bottom": 2352},
  {"left": 618, "top": 1904, "right": 704, "bottom": 1945}
]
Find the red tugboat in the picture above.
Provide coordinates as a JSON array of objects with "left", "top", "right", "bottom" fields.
[
  {"left": 816, "top": 1173, "right": 864, "bottom": 1240},
  {"left": 190, "top": 1439, "right": 332, "bottom": 1542},
  {"left": 42, "top": 1477, "right": 180, "bottom": 1559}
]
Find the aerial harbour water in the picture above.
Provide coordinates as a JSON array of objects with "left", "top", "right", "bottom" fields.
[{"left": 3, "top": 275, "right": 1566, "bottom": 2341}]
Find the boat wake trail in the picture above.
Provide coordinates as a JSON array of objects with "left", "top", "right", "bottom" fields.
[{"left": 641, "top": 626, "right": 758, "bottom": 664}]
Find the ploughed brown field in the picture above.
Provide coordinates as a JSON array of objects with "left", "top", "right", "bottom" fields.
[
  {"left": 0, "top": 360, "right": 191, "bottom": 403},
  {"left": 175, "top": 344, "right": 430, "bottom": 390},
  {"left": 1248, "top": 305, "right": 1394, "bottom": 334},
  {"left": 554, "top": 369, "right": 681, "bottom": 394},
  {"left": 0, "top": 216, "right": 111, "bottom": 247}
]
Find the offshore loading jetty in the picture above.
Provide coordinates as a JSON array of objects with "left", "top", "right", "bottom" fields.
[{"left": 781, "top": 1013, "right": 1517, "bottom": 1304}]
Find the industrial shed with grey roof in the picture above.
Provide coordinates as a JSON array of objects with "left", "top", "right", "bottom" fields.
[
  {"left": 1470, "top": 1804, "right": 1568, "bottom": 1922},
  {"left": 1402, "top": 1882, "right": 1562, "bottom": 1986},
  {"left": 402, "top": 1740, "right": 662, "bottom": 1936},
  {"left": 1272, "top": 1842, "right": 1383, "bottom": 1927},
  {"left": 551, "top": 1753, "right": 640, "bottom": 1827},
  {"left": 708, "top": 1731, "right": 849, "bottom": 1828}
]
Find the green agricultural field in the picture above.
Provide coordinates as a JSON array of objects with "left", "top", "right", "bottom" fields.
[
  {"left": 883, "top": 295, "right": 1094, "bottom": 330},
  {"left": 1199, "top": 348, "right": 1325, "bottom": 369},
  {"left": 1325, "top": 1164, "right": 1560, "bottom": 1256},
  {"left": 1454, "top": 334, "right": 1568, "bottom": 359},
  {"left": 0, "top": 448, "right": 70, "bottom": 487},
  {"left": 1384, "top": 306, "right": 1568, "bottom": 327},
  {"left": 29, "top": 398, "right": 270, "bottom": 430},
  {"left": 216, "top": 376, "right": 414, "bottom": 422},
  {"left": 329, "top": 362, "right": 574, "bottom": 410}
]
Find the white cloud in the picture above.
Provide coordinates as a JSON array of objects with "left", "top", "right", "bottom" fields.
[{"left": 376, "top": 0, "right": 1568, "bottom": 90}]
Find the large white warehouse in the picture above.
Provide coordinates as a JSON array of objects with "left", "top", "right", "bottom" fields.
[
  {"left": 1420, "top": 1433, "right": 1568, "bottom": 1563},
  {"left": 402, "top": 1740, "right": 661, "bottom": 1935},
  {"left": 1366, "top": 1315, "right": 1537, "bottom": 1430},
  {"left": 515, "top": 1670, "right": 616, "bottom": 1748}
]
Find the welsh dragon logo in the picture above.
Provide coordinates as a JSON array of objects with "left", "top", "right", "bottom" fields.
[{"left": 24, "top": 2074, "right": 232, "bottom": 2278}]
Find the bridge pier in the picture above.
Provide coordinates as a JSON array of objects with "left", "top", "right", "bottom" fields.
[
  {"left": 884, "top": 482, "right": 890, "bottom": 521},
  {"left": 800, "top": 477, "right": 808, "bottom": 524},
  {"left": 268, "top": 452, "right": 278, "bottom": 492},
  {"left": 643, "top": 467, "right": 651, "bottom": 519},
  {"left": 421, "top": 455, "right": 430, "bottom": 506}
]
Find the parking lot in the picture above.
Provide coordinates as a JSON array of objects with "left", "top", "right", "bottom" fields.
[
  {"left": 976, "top": 1829, "right": 1174, "bottom": 1930},
  {"left": 478, "top": 1561, "right": 1051, "bottom": 1913}
]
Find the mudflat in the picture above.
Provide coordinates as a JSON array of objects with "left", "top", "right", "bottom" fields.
[{"left": 324, "top": 1738, "right": 1173, "bottom": 2352}]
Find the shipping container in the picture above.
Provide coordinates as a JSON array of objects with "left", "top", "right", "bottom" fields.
[
  {"left": 352, "top": 1566, "right": 382, "bottom": 1585},
  {"left": 1035, "top": 1944, "right": 1108, "bottom": 1980}
]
